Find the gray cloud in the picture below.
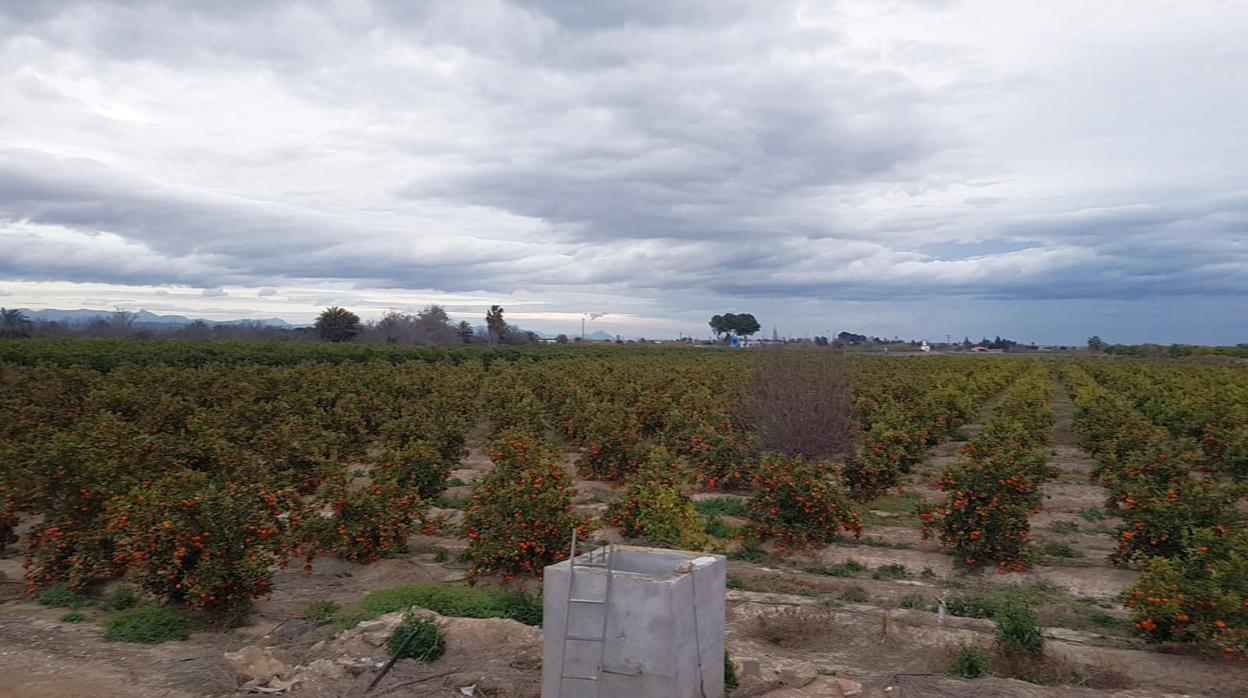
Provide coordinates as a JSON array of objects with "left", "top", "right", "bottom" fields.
[{"left": 0, "top": 0, "right": 1245, "bottom": 342}]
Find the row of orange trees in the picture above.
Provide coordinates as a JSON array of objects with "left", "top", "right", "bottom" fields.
[
  {"left": 1083, "top": 361, "right": 1248, "bottom": 478},
  {"left": 0, "top": 361, "right": 481, "bottom": 622},
  {"left": 1063, "top": 362, "right": 1248, "bottom": 658},
  {"left": 920, "top": 367, "right": 1056, "bottom": 571}
]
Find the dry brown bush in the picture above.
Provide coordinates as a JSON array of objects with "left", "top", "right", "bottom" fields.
[
  {"left": 742, "top": 607, "right": 834, "bottom": 648},
  {"left": 748, "top": 348, "right": 853, "bottom": 458}
]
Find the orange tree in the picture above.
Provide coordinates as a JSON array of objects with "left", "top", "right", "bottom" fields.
[
  {"left": 747, "top": 453, "right": 861, "bottom": 551},
  {"left": 300, "top": 476, "right": 423, "bottom": 564},
  {"left": 106, "top": 471, "right": 303, "bottom": 624},
  {"left": 1124, "top": 528, "right": 1248, "bottom": 659},
  {"left": 462, "top": 429, "right": 589, "bottom": 582},
  {"left": 1111, "top": 480, "right": 1243, "bottom": 567},
  {"left": 608, "top": 446, "right": 706, "bottom": 548}
]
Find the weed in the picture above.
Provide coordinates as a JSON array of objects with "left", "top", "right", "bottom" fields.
[
  {"left": 899, "top": 594, "right": 928, "bottom": 610},
  {"left": 726, "top": 576, "right": 745, "bottom": 590},
  {"left": 60, "top": 611, "right": 87, "bottom": 623},
  {"left": 388, "top": 615, "right": 446, "bottom": 661},
  {"left": 803, "top": 560, "right": 864, "bottom": 577},
  {"left": 867, "top": 492, "right": 922, "bottom": 514},
  {"left": 301, "top": 601, "right": 342, "bottom": 621},
  {"left": 948, "top": 646, "right": 989, "bottom": 678},
  {"left": 695, "top": 498, "right": 748, "bottom": 518},
  {"left": 447, "top": 477, "right": 466, "bottom": 487},
  {"left": 839, "top": 586, "right": 869, "bottom": 603},
  {"left": 724, "top": 651, "right": 739, "bottom": 690},
  {"left": 1048, "top": 520, "right": 1080, "bottom": 535},
  {"left": 920, "top": 567, "right": 936, "bottom": 579},
  {"left": 1040, "top": 541, "right": 1082, "bottom": 558},
  {"left": 38, "top": 583, "right": 88, "bottom": 610},
  {"left": 434, "top": 549, "right": 449, "bottom": 563},
  {"left": 1077, "top": 508, "right": 1104, "bottom": 522},
  {"left": 995, "top": 605, "right": 1044, "bottom": 657},
  {"left": 98, "top": 587, "right": 138, "bottom": 612},
  {"left": 726, "top": 545, "right": 767, "bottom": 563},
  {"left": 704, "top": 517, "right": 742, "bottom": 539},
  {"left": 103, "top": 607, "right": 190, "bottom": 644},
  {"left": 946, "top": 585, "right": 1055, "bottom": 619},
  {"left": 432, "top": 495, "right": 469, "bottom": 509},
  {"left": 872, "top": 563, "right": 908, "bottom": 581}
]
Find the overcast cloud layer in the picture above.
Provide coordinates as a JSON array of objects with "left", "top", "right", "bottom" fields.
[{"left": 1, "top": 0, "right": 1245, "bottom": 343}]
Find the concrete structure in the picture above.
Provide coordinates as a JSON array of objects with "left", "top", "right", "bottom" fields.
[{"left": 541, "top": 546, "right": 726, "bottom": 698}]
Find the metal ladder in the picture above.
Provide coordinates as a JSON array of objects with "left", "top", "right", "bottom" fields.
[{"left": 556, "top": 529, "right": 614, "bottom": 698}]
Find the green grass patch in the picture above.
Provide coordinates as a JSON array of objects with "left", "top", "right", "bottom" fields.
[
  {"left": 899, "top": 594, "right": 928, "bottom": 610},
  {"left": 432, "top": 495, "right": 470, "bottom": 509},
  {"left": 695, "top": 497, "right": 748, "bottom": 518},
  {"left": 872, "top": 563, "right": 908, "bottom": 581},
  {"left": 866, "top": 492, "right": 922, "bottom": 514},
  {"left": 726, "top": 546, "right": 767, "bottom": 563},
  {"left": 1047, "top": 520, "right": 1080, "bottom": 535},
  {"left": 1089, "top": 612, "right": 1133, "bottom": 634},
  {"left": 726, "top": 576, "right": 745, "bottom": 590},
  {"left": 358, "top": 583, "right": 542, "bottom": 626},
  {"left": 724, "top": 651, "right": 739, "bottom": 690},
  {"left": 60, "top": 611, "right": 87, "bottom": 623},
  {"left": 38, "top": 583, "right": 89, "bottom": 610},
  {"left": 103, "top": 607, "right": 190, "bottom": 644}
]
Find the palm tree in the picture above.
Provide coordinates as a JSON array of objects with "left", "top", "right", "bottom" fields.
[{"left": 0, "top": 308, "right": 33, "bottom": 339}]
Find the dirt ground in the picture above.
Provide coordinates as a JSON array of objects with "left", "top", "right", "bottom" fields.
[{"left": 2, "top": 379, "right": 1247, "bottom": 697}]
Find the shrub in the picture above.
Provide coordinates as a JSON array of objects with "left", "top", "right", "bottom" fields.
[
  {"left": 608, "top": 447, "right": 707, "bottom": 549},
  {"left": 360, "top": 582, "right": 543, "bottom": 626},
  {"left": 948, "top": 646, "right": 989, "bottom": 679},
  {"left": 462, "top": 431, "right": 588, "bottom": 581},
  {"left": 60, "top": 611, "right": 87, "bottom": 623},
  {"left": 107, "top": 472, "right": 301, "bottom": 624},
  {"left": 301, "top": 600, "right": 341, "bottom": 621},
  {"left": 372, "top": 441, "right": 454, "bottom": 501},
  {"left": 1040, "top": 541, "right": 1081, "bottom": 558},
  {"left": 38, "top": 582, "right": 88, "bottom": 609},
  {"left": 747, "top": 453, "right": 861, "bottom": 551},
  {"left": 900, "top": 594, "right": 927, "bottom": 610},
  {"left": 744, "top": 607, "right": 830, "bottom": 648},
  {"left": 724, "top": 651, "right": 739, "bottom": 690},
  {"left": 104, "top": 607, "right": 190, "bottom": 643},
  {"left": 995, "top": 605, "right": 1044, "bottom": 657},
  {"left": 840, "top": 586, "right": 869, "bottom": 603},
  {"left": 388, "top": 615, "right": 446, "bottom": 661},
  {"left": 303, "top": 476, "right": 422, "bottom": 564},
  {"left": 804, "top": 560, "right": 865, "bottom": 577}
]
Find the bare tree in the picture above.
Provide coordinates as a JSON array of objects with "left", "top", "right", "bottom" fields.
[{"left": 748, "top": 348, "right": 854, "bottom": 459}]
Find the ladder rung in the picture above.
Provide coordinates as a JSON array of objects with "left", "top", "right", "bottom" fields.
[
  {"left": 561, "top": 674, "right": 598, "bottom": 681},
  {"left": 574, "top": 562, "right": 610, "bottom": 568},
  {"left": 569, "top": 598, "right": 606, "bottom": 604},
  {"left": 565, "top": 634, "right": 603, "bottom": 642}
]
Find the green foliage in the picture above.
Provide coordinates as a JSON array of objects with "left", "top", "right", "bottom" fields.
[
  {"left": 38, "top": 583, "right": 88, "bottom": 609},
  {"left": 726, "top": 576, "right": 745, "bottom": 590},
  {"left": 60, "top": 611, "right": 87, "bottom": 623},
  {"left": 608, "top": 446, "right": 707, "bottom": 549},
  {"left": 704, "top": 517, "right": 741, "bottom": 539},
  {"left": 872, "top": 563, "right": 908, "bottom": 581},
  {"left": 388, "top": 615, "right": 447, "bottom": 661},
  {"left": 301, "top": 601, "right": 342, "bottom": 621},
  {"left": 946, "top": 585, "right": 1054, "bottom": 619},
  {"left": 359, "top": 582, "right": 543, "bottom": 626},
  {"left": 724, "top": 651, "right": 739, "bottom": 690},
  {"left": 726, "top": 545, "right": 767, "bottom": 563},
  {"left": 995, "top": 605, "right": 1045, "bottom": 657},
  {"left": 947, "top": 646, "right": 989, "bottom": 679},
  {"left": 103, "top": 607, "right": 190, "bottom": 644},
  {"left": 1077, "top": 508, "right": 1105, "bottom": 522}
]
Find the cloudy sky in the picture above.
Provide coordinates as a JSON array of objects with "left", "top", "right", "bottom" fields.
[{"left": 1, "top": 0, "right": 1245, "bottom": 343}]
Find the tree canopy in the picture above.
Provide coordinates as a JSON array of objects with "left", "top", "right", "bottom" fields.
[
  {"left": 315, "top": 306, "right": 361, "bottom": 342},
  {"left": 709, "top": 312, "right": 761, "bottom": 341}
]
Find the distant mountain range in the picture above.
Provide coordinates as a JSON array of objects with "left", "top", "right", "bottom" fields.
[{"left": 16, "top": 308, "right": 295, "bottom": 329}]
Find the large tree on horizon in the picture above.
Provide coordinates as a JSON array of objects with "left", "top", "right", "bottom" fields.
[
  {"left": 315, "top": 306, "right": 361, "bottom": 342},
  {"left": 0, "top": 308, "right": 32, "bottom": 339}
]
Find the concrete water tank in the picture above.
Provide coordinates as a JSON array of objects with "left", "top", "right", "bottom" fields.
[{"left": 541, "top": 545, "right": 726, "bottom": 698}]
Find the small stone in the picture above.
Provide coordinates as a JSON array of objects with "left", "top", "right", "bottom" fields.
[
  {"left": 675, "top": 561, "right": 695, "bottom": 573},
  {"left": 777, "top": 661, "right": 817, "bottom": 687},
  {"left": 835, "top": 677, "right": 863, "bottom": 696},
  {"left": 225, "top": 646, "right": 291, "bottom": 685}
]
